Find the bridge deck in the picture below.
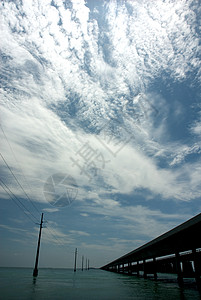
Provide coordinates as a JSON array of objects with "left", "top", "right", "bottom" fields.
[{"left": 101, "top": 213, "right": 201, "bottom": 268}]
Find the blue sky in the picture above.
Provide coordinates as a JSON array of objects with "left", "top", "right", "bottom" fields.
[{"left": 0, "top": 0, "right": 201, "bottom": 268}]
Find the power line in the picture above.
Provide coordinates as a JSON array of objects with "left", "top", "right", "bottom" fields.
[
  {"left": 0, "top": 180, "right": 74, "bottom": 252},
  {"left": 0, "top": 124, "right": 41, "bottom": 216},
  {"left": 45, "top": 225, "right": 74, "bottom": 253},
  {"left": 45, "top": 226, "right": 66, "bottom": 246},
  {"left": 0, "top": 178, "right": 38, "bottom": 224},
  {"left": 0, "top": 125, "right": 76, "bottom": 253},
  {"left": 43, "top": 217, "right": 75, "bottom": 253},
  {"left": 0, "top": 152, "right": 41, "bottom": 218},
  {"left": 0, "top": 178, "right": 75, "bottom": 256}
]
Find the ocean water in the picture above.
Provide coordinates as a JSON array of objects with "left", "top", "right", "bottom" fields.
[{"left": 0, "top": 268, "right": 200, "bottom": 300}]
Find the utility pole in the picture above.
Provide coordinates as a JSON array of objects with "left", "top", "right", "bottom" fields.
[
  {"left": 74, "top": 248, "right": 77, "bottom": 272},
  {"left": 82, "top": 255, "right": 84, "bottom": 271},
  {"left": 33, "top": 213, "right": 44, "bottom": 277}
]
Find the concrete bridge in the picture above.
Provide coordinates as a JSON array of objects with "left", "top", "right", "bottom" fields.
[{"left": 101, "top": 213, "right": 201, "bottom": 289}]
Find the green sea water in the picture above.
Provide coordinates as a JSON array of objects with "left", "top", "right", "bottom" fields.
[{"left": 0, "top": 268, "right": 200, "bottom": 300}]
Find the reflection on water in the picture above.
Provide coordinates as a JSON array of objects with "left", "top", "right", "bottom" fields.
[
  {"left": 32, "top": 277, "right": 37, "bottom": 285},
  {"left": 0, "top": 267, "right": 200, "bottom": 300}
]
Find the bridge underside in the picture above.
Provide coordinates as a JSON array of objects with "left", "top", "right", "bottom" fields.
[{"left": 101, "top": 213, "right": 201, "bottom": 289}]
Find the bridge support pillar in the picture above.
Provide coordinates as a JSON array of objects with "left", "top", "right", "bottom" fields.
[
  {"left": 137, "top": 261, "right": 139, "bottom": 276},
  {"left": 122, "top": 263, "right": 125, "bottom": 274},
  {"left": 153, "top": 257, "right": 157, "bottom": 280},
  {"left": 175, "top": 252, "right": 183, "bottom": 286},
  {"left": 143, "top": 259, "right": 147, "bottom": 279},
  {"left": 192, "top": 248, "right": 201, "bottom": 290},
  {"left": 128, "top": 262, "right": 132, "bottom": 275}
]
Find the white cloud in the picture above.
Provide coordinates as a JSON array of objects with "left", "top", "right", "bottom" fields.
[
  {"left": 0, "top": 0, "right": 201, "bottom": 228},
  {"left": 170, "top": 144, "right": 201, "bottom": 166},
  {"left": 1, "top": 93, "right": 201, "bottom": 206},
  {"left": 0, "top": 224, "right": 28, "bottom": 233},
  {"left": 80, "top": 213, "right": 89, "bottom": 217},
  {"left": 190, "top": 112, "right": 201, "bottom": 137},
  {"left": 69, "top": 230, "right": 90, "bottom": 236},
  {"left": 80, "top": 199, "right": 191, "bottom": 239},
  {"left": 43, "top": 207, "right": 59, "bottom": 213},
  {"left": 42, "top": 226, "right": 75, "bottom": 245}
]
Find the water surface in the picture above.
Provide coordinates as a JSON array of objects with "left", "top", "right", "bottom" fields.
[{"left": 0, "top": 268, "right": 200, "bottom": 299}]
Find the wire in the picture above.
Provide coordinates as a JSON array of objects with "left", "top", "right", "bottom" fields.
[
  {"left": 0, "top": 124, "right": 41, "bottom": 216},
  {"left": 42, "top": 217, "right": 75, "bottom": 253},
  {"left": 45, "top": 226, "right": 66, "bottom": 246},
  {"left": 0, "top": 178, "right": 75, "bottom": 254},
  {"left": 0, "top": 178, "right": 38, "bottom": 224},
  {"left": 45, "top": 225, "right": 73, "bottom": 252},
  {"left": 0, "top": 152, "right": 41, "bottom": 218},
  {"left": 0, "top": 125, "right": 75, "bottom": 253}
]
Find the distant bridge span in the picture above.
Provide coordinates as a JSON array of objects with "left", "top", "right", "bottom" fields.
[{"left": 101, "top": 213, "right": 201, "bottom": 288}]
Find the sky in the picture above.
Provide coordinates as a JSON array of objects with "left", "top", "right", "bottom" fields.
[{"left": 0, "top": 0, "right": 201, "bottom": 269}]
